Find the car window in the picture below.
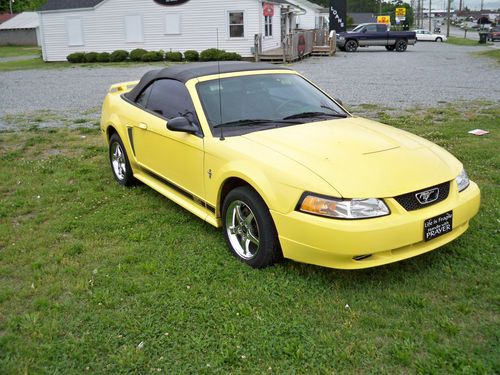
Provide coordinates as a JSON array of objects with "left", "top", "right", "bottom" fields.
[
  {"left": 376, "top": 24, "right": 387, "bottom": 32},
  {"left": 366, "top": 24, "right": 378, "bottom": 32},
  {"left": 136, "top": 85, "right": 152, "bottom": 107},
  {"left": 145, "top": 79, "right": 198, "bottom": 124}
]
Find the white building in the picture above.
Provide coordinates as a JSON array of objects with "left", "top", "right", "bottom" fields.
[
  {"left": 38, "top": 0, "right": 304, "bottom": 62},
  {"left": 288, "top": 0, "right": 328, "bottom": 30}
]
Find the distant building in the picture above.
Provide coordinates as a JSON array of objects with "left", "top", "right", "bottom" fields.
[
  {"left": 348, "top": 13, "right": 376, "bottom": 27},
  {"left": 0, "top": 12, "right": 40, "bottom": 46}
]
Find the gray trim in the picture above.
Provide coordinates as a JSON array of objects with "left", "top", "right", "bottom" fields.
[{"left": 39, "top": 0, "right": 105, "bottom": 11}]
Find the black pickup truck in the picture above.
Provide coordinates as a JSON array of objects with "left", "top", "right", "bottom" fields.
[{"left": 337, "top": 23, "right": 417, "bottom": 52}]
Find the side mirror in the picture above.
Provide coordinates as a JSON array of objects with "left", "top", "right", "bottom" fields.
[{"left": 166, "top": 116, "right": 198, "bottom": 134}]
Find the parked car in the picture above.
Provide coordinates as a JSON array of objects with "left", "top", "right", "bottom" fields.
[
  {"left": 337, "top": 23, "right": 417, "bottom": 52},
  {"left": 413, "top": 29, "right": 447, "bottom": 42},
  {"left": 100, "top": 62, "right": 480, "bottom": 270},
  {"left": 488, "top": 27, "right": 500, "bottom": 41}
]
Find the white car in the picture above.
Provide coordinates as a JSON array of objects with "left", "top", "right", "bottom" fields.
[{"left": 414, "top": 29, "right": 447, "bottom": 42}]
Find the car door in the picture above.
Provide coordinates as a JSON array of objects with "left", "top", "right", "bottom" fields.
[{"left": 131, "top": 79, "right": 205, "bottom": 200}]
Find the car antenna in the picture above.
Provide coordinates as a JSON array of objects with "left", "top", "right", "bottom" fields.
[{"left": 217, "top": 28, "right": 225, "bottom": 141}]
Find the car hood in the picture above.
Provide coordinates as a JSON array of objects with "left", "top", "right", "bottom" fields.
[{"left": 242, "top": 117, "right": 461, "bottom": 198}]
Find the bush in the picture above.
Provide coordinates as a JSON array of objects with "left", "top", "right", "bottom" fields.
[
  {"left": 66, "top": 52, "right": 85, "bottom": 63},
  {"left": 200, "top": 48, "right": 225, "bottom": 61},
  {"left": 221, "top": 52, "right": 242, "bottom": 61},
  {"left": 97, "top": 52, "right": 110, "bottom": 63},
  {"left": 130, "top": 48, "right": 148, "bottom": 61},
  {"left": 184, "top": 50, "right": 199, "bottom": 62},
  {"left": 165, "top": 51, "right": 183, "bottom": 62},
  {"left": 83, "top": 52, "right": 98, "bottom": 63},
  {"left": 109, "top": 50, "right": 129, "bottom": 62},
  {"left": 141, "top": 51, "right": 164, "bottom": 62}
]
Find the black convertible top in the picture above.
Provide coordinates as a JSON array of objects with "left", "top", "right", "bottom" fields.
[{"left": 125, "top": 61, "right": 291, "bottom": 102}]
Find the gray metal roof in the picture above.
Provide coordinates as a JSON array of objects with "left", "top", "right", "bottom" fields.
[
  {"left": 0, "top": 12, "right": 39, "bottom": 30},
  {"left": 39, "top": 0, "right": 105, "bottom": 11}
]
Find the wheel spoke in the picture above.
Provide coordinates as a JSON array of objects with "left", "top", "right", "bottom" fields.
[
  {"left": 244, "top": 238, "right": 252, "bottom": 256},
  {"left": 247, "top": 231, "right": 259, "bottom": 246},
  {"left": 244, "top": 212, "right": 254, "bottom": 226},
  {"left": 235, "top": 204, "right": 245, "bottom": 224}
]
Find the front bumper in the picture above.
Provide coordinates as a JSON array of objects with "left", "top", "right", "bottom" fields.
[
  {"left": 336, "top": 38, "right": 347, "bottom": 48},
  {"left": 271, "top": 181, "right": 480, "bottom": 269}
]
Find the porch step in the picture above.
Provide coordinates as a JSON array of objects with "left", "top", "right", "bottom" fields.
[{"left": 311, "top": 45, "right": 334, "bottom": 56}]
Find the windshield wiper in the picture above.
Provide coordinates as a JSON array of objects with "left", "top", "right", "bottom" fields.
[
  {"left": 283, "top": 111, "right": 348, "bottom": 120},
  {"left": 213, "top": 118, "right": 301, "bottom": 129}
]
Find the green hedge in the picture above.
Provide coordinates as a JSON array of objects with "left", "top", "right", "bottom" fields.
[
  {"left": 130, "top": 48, "right": 148, "bottom": 61},
  {"left": 165, "top": 51, "right": 183, "bottom": 62},
  {"left": 184, "top": 50, "right": 199, "bottom": 62},
  {"left": 83, "top": 52, "right": 98, "bottom": 63},
  {"left": 66, "top": 52, "right": 85, "bottom": 63},
  {"left": 109, "top": 50, "right": 129, "bottom": 62},
  {"left": 97, "top": 52, "right": 110, "bottom": 63}
]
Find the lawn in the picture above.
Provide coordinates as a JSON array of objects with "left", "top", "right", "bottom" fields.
[
  {"left": 0, "top": 102, "right": 499, "bottom": 373},
  {"left": 0, "top": 45, "right": 40, "bottom": 58}
]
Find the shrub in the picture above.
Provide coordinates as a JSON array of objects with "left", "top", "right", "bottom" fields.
[
  {"left": 109, "top": 50, "right": 129, "bottom": 62},
  {"left": 184, "top": 50, "right": 199, "bottom": 62},
  {"left": 165, "top": 51, "right": 183, "bottom": 62},
  {"left": 130, "top": 48, "right": 148, "bottom": 61},
  {"left": 221, "top": 52, "right": 242, "bottom": 61},
  {"left": 200, "top": 48, "right": 225, "bottom": 61},
  {"left": 83, "top": 52, "right": 98, "bottom": 63},
  {"left": 141, "top": 51, "right": 164, "bottom": 62},
  {"left": 97, "top": 52, "right": 110, "bottom": 63},
  {"left": 66, "top": 52, "right": 85, "bottom": 63}
]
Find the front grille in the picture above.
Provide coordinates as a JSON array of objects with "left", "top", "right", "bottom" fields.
[{"left": 394, "top": 181, "right": 450, "bottom": 211}]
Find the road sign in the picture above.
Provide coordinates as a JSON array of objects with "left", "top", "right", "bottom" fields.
[
  {"left": 395, "top": 7, "right": 406, "bottom": 17},
  {"left": 377, "top": 15, "right": 391, "bottom": 24}
]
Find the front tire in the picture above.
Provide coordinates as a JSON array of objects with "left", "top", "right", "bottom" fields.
[
  {"left": 395, "top": 39, "right": 408, "bottom": 52},
  {"left": 222, "top": 187, "right": 282, "bottom": 268},
  {"left": 345, "top": 39, "right": 358, "bottom": 52},
  {"left": 109, "top": 133, "right": 135, "bottom": 186},
  {"left": 435, "top": 37, "right": 443, "bottom": 42}
]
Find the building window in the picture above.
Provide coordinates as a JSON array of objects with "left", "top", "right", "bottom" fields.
[
  {"left": 125, "top": 15, "right": 143, "bottom": 43},
  {"left": 265, "top": 16, "right": 273, "bottom": 37},
  {"left": 228, "top": 11, "right": 244, "bottom": 38},
  {"left": 165, "top": 14, "right": 181, "bottom": 35},
  {"left": 66, "top": 17, "right": 84, "bottom": 46}
]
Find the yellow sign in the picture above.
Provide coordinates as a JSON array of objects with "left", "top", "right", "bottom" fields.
[
  {"left": 377, "top": 16, "right": 391, "bottom": 24},
  {"left": 395, "top": 7, "right": 406, "bottom": 17}
]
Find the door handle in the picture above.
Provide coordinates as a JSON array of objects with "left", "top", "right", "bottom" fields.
[{"left": 138, "top": 122, "right": 148, "bottom": 130}]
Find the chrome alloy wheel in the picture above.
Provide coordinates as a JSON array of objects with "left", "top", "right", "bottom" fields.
[
  {"left": 111, "top": 142, "right": 127, "bottom": 181},
  {"left": 225, "top": 200, "right": 260, "bottom": 260}
]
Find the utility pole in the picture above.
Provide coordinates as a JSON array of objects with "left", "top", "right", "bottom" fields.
[
  {"left": 9, "top": 0, "right": 14, "bottom": 14},
  {"left": 429, "top": 0, "right": 432, "bottom": 31},
  {"left": 446, "top": 0, "right": 451, "bottom": 37}
]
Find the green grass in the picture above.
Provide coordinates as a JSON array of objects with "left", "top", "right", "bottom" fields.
[
  {"left": 475, "top": 49, "right": 500, "bottom": 64},
  {"left": 0, "top": 45, "right": 40, "bottom": 58},
  {"left": 447, "top": 36, "right": 487, "bottom": 46},
  {"left": 0, "top": 57, "right": 172, "bottom": 72},
  {"left": 0, "top": 102, "right": 499, "bottom": 373}
]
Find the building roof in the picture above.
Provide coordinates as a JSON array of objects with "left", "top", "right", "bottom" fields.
[
  {"left": 39, "top": 0, "right": 105, "bottom": 11},
  {"left": 0, "top": 12, "right": 39, "bottom": 30},
  {"left": 126, "top": 62, "right": 291, "bottom": 102}
]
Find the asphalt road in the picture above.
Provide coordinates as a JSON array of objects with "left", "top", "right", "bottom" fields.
[{"left": 0, "top": 41, "right": 498, "bottom": 130}]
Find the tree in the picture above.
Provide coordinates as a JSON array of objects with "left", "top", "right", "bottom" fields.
[{"left": 0, "top": 0, "right": 46, "bottom": 13}]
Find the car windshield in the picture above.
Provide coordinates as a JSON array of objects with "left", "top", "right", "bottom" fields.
[
  {"left": 351, "top": 24, "right": 365, "bottom": 32},
  {"left": 196, "top": 73, "right": 348, "bottom": 137}
]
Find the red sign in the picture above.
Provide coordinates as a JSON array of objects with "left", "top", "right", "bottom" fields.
[
  {"left": 263, "top": 3, "right": 274, "bottom": 17},
  {"left": 297, "top": 35, "right": 306, "bottom": 56}
]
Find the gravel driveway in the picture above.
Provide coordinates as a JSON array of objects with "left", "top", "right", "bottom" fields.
[{"left": 0, "top": 42, "right": 498, "bottom": 130}]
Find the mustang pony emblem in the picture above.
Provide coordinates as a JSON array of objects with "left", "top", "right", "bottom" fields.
[{"left": 415, "top": 188, "right": 440, "bottom": 205}]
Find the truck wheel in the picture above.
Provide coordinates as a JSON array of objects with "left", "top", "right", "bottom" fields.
[
  {"left": 385, "top": 45, "right": 395, "bottom": 51},
  {"left": 345, "top": 40, "right": 358, "bottom": 52},
  {"left": 435, "top": 37, "right": 443, "bottom": 42},
  {"left": 395, "top": 39, "right": 407, "bottom": 52}
]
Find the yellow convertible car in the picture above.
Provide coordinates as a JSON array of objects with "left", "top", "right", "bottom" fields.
[{"left": 100, "top": 62, "right": 480, "bottom": 269}]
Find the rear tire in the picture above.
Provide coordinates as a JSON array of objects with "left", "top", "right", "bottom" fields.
[
  {"left": 395, "top": 39, "right": 408, "bottom": 52},
  {"left": 109, "top": 133, "right": 135, "bottom": 186},
  {"left": 222, "top": 187, "right": 282, "bottom": 268},
  {"left": 345, "top": 40, "right": 358, "bottom": 52},
  {"left": 435, "top": 37, "right": 443, "bottom": 42}
]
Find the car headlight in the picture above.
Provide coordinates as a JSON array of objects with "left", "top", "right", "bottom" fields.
[
  {"left": 338, "top": 36, "right": 345, "bottom": 40},
  {"left": 456, "top": 169, "right": 470, "bottom": 192},
  {"left": 298, "top": 193, "right": 390, "bottom": 219}
]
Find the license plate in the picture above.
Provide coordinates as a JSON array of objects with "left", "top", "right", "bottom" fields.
[{"left": 424, "top": 211, "right": 453, "bottom": 241}]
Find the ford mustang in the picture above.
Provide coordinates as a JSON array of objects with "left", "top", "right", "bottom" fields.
[{"left": 100, "top": 62, "right": 480, "bottom": 269}]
